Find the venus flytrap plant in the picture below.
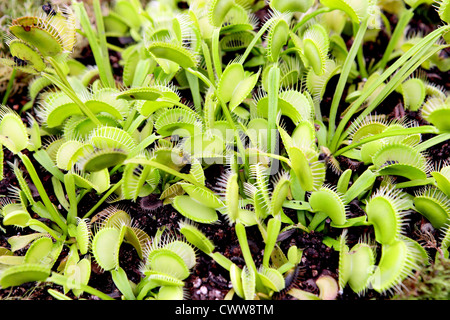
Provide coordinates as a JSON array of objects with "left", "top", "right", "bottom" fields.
[
  {"left": 196, "top": 7, "right": 291, "bottom": 164},
  {"left": 278, "top": 122, "right": 326, "bottom": 192},
  {"left": 0, "top": 263, "right": 53, "bottom": 289},
  {"left": 0, "top": 111, "right": 69, "bottom": 235},
  {"left": 60, "top": 244, "right": 91, "bottom": 297},
  {"left": 371, "top": 143, "right": 431, "bottom": 181},
  {"left": 396, "top": 76, "right": 427, "bottom": 112},
  {"left": 308, "top": 185, "right": 348, "bottom": 228},
  {"left": 77, "top": 126, "right": 136, "bottom": 172},
  {"left": 294, "top": 23, "right": 330, "bottom": 77},
  {"left": 305, "top": 58, "right": 341, "bottom": 119},
  {"left": 334, "top": 111, "right": 438, "bottom": 177},
  {"left": 217, "top": 60, "right": 260, "bottom": 113},
  {"left": 103, "top": 0, "right": 145, "bottom": 40},
  {"left": 338, "top": 230, "right": 376, "bottom": 296},
  {"left": 0, "top": 198, "right": 31, "bottom": 229},
  {"left": 233, "top": 221, "right": 287, "bottom": 300},
  {"left": 0, "top": 1, "right": 170, "bottom": 298},
  {"left": 91, "top": 206, "right": 150, "bottom": 264},
  {"left": 324, "top": 0, "right": 445, "bottom": 142},
  {"left": 0, "top": 229, "right": 65, "bottom": 288},
  {"left": 365, "top": 186, "right": 411, "bottom": 245},
  {"left": 120, "top": 43, "right": 155, "bottom": 88},
  {"left": 36, "top": 84, "right": 129, "bottom": 130},
  {"left": 172, "top": 187, "right": 221, "bottom": 224},
  {"left": 121, "top": 154, "right": 160, "bottom": 202},
  {"left": 219, "top": 30, "right": 256, "bottom": 54},
  {"left": 110, "top": 266, "right": 138, "bottom": 300},
  {"left": 370, "top": 236, "right": 429, "bottom": 295},
  {"left": 144, "top": 13, "right": 200, "bottom": 74},
  {"left": 178, "top": 219, "right": 235, "bottom": 275},
  {"left": 0, "top": 0, "right": 449, "bottom": 301},
  {"left": 431, "top": 161, "right": 450, "bottom": 197},
  {"left": 0, "top": 105, "right": 29, "bottom": 155},
  {"left": 421, "top": 96, "right": 450, "bottom": 132},
  {"left": 1, "top": 3, "right": 104, "bottom": 128},
  {"left": 259, "top": 11, "right": 291, "bottom": 164},
  {"left": 178, "top": 215, "right": 300, "bottom": 300},
  {"left": 218, "top": 2, "right": 259, "bottom": 35},
  {"left": 438, "top": 222, "right": 450, "bottom": 259},
  {"left": 330, "top": 34, "right": 449, "bottom": 154},
  {"left": 8, "top": 158, "right": 34, "bottom": 206},
  {"left": 287, "top": 274, "right": 339, "bottom": 300},
  {"left": 341, "top": 168, "right": 378, "bottom": 205},
  {"left": 275, "top": 56, "right": 304, "bottom": 89},
  {"left": 218, "top": 169, "right": 302, "bottom": 297},
  {"left": 0, "top": 170, "right": 96, "bottom": 293},
  {"left": 336, "top": 223, "right": 430, "bottom": 296},
  {"left": 413, "top": 186, "right": 450, "bottom": 229},
  {"left": 132, "top": 230, "right": 197, "bottom": 300},
  {"left": 214, "top": 170, "right": 242, "bottom": 224}
]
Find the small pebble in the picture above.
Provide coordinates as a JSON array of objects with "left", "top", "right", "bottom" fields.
[
  {"left": 193, "top": 277, "right": 202, "bottom": 288},
  {"left": 199, "top": 286, "right": 208, "bottom": 295},
  {"left": 211, "top": 289, "right": 223, "bottom": 300}
]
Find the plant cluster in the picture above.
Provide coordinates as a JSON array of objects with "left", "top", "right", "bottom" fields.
[{"left": 0, "top": 0, "right": 449, "bottom": 300}]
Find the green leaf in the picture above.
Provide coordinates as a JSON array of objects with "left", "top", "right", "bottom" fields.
[
  {"left": 92, "top": 227, "right": 123, "bottom": 271},
  {"left": 0, "top": 106, "right": 29, "bottom": 154},
  {"left": 111, "top": 267, "right": 136, "bottom": 300},
  {"left": 0, "top": 263, "right": 52, "bottom": 288},
  {"left": 172, "top": 195, "right": 218, "bottom": 223}
]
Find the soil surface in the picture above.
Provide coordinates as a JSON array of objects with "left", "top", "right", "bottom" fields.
[{"left": 0, "top": 4, "right": 449, "bottom": 301}]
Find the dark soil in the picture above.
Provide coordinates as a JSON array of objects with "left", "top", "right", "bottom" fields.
[{"left": 0, "top": 5, "right": 449, "bottom": 301}]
